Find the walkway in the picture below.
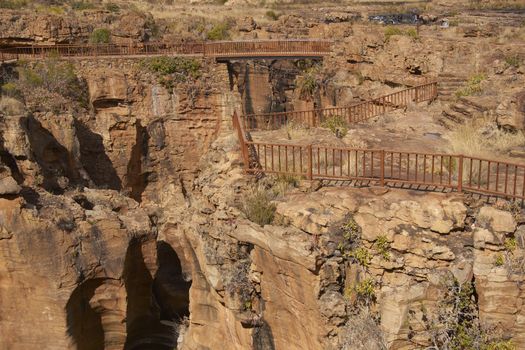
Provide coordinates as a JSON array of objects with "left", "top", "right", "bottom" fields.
[
  {"left": 0, "top": 39, "right": 332, "bottom": 62},
  {"left": 232, "top": 83, "right": 525, "bottom": 203}
]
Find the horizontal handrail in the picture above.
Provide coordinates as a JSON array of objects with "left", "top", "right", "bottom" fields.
[
  {"left": 240, "top": 81, "right": 438, "bottom": 131},
  {"left": 0, "top": 40, "right": 333, "bottom": 61},
  {"left": 232, "top": 112, "right": 525, "bottom": 202}
]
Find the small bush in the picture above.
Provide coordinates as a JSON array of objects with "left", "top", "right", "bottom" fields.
[
  {"left": 89, "top": 28, "right": 111, "bottom": 44},
  {"left": 12, "top": 59, "right": 87, "bottom": 113},
  {"left": 504, "top": 237, "right": 517, "bottom": 252},
  {"left": 142, "top": 56, "right": 201, "bottom": 90},
  {"left": 347, "top": 247, "right": 372, "bottom": 267},
  {"left": 242, "top": 185, "right": 276, "bottom": 226},
  {"left": 71, "top": 1, "right": 96, "bottom": 10},
  {"left": 405, "top": 28, "right": 418, "bottom": 39},
  {"left": 0, "top": 96, "right": 25, "bottom": 116},
  {"left": 494, "top": 254, "right": 505, "bottom": 267},
  {"left": 455, "top": 73, "right": 486, "bottom": 98},
  {"left": 105, "top": 2, "right": 119, "bottom": 12},
  {"left": 504, "top": 55, "right": 522, "bottom": 68},
  {"left": 265, "top": 10, "right": 280, "bottom": 20},
  {"left": 206, "top": 22, "right": 231, "bottom": 41},
  {"left": 321, "top": 115, "right": 348, "bottom": 138},
  {"left": 374, "top": 235, "right": 390, "bottom": 260},
  {"left": 384, "top": 26, "right": 403, "bottom": 41},
  {"left": 384, "top": 26, "right": 419, "bottom": 41},
  {"left": 0, "top": 0, "right": 28, "bottom": 8},
  {"left": 346, "top": 278, "right": 376, "bottom": 306},
  {"left": 1, "top": 82, "right": 19, "bottom": 97}
]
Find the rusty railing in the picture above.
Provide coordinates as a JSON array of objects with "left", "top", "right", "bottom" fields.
[
  {"left": 232, "top": 112, "right": 525, "bottom": 202},
  {"left": 241, "top": 81, "right": 438, "bottom": 131},
  {"left": 0, "top": 39, "right": 332, "bottom": 61}
]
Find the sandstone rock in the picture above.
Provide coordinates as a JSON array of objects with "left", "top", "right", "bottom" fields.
[
  {"left": 0, "top": 176, "right": 20, "bottom": 195},
  {"left": 478, "top": 206, "right": 517, "bottom": 233},
  {"left": 496, "top": 91, "right": 525, "bottom": 132},
  {"left": 237, "top": 17, "right": 257, "bottom": 32}
]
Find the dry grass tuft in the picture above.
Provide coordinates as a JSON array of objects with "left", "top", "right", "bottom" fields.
[
  {"left": 0, "top": 97, "right": 25, "bottom": 116},
  {"left": 241, "top": 184, "right": 276, "bottom": 226},
  {"left": 447, "top": 117, "right": 525, "bottom": 158}
]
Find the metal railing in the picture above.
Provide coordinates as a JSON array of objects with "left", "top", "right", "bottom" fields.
[
  {"left": 232, "top": 112, "right": 525, "bottom": 202},
  {"left": 240, "top": 81, "right": 438, "bottom": 131},
  {"left": 0, "top": 39, "right": 332, "bottom": 61}
]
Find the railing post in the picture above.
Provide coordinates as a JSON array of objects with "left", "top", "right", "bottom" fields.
[
  {"left": 380, "top": 149, "right": 385, "bottom": 187},
  {"left": 415, "top": 86, "right": 419, "bottom": 103},
  {"left": 457, "top": 155, "right": 464, "bottom": 192},
  {"left": 307, "top": 144, "right": 313, "bottom": 180}
]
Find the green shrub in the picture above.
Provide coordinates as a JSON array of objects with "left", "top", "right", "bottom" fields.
[
  {"left": 0, "top": 0, "right": 28, "bottom": 8},
  {"left": 384, "top": 26, "right": 419, "bottom": 41},
  {"left": 265, "top": 10, "right": 280, "bottom": 20},
  {"left": 296, "top": 73, "right": 317, "bottom": 100},
  {"left": 455, "top": 73, "right": 486, "bottom": 98},
  {"left": 504, "top": 55, "right": 522, "bottom": 68},
  {"left": 242, "top": 186, "right": 276, "bottom": 226},
  {"left": 346, "top": 278, "right": 376, "bottom": 305},
  {"left": 1, "top": 82, "right": 19, "bottom": 97},
  {"left": 71, "top": 1, "right": 96, "bottom": 10},
  {"left": 206, "top": 22, "right": 231, "bottom": 41},
  {"left": 321, "top": 115, "right": 348, "bottom": 138},
  {"left": 405, "top": 28, "right": 418, "bottom": 39},
  {"left": 347, "top": 247, "right": 372, "bottom": 267},
  {"left": 13, "top": 59, "right": 87, "bottom": 113},
  {"left": 89, "top": 28, "right": 111, "bottom": 44},
  {"left": 142, "top": 56, "right": 201, "bottom": 90},
  {"left": 504, "top": 237, "right": 517, "bottom": 252},
  {"left": 105, "top": 2, "right": 119, "bottom": 12},
  {"left": 374, "top": 235, "right": 390, "bottom": 260},
  {"left": 384, "top": 26, "right": 403, "bottom": 41},
  {"left": 494, "top": 253, "right": 505, "bottom": 267}
]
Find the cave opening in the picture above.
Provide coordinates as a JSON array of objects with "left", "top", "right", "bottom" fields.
[
  {"left": 123, "top": 239, "right": 191, "bottom": 350},
  {"left": 66, "top": 279, "right": 106, "bottom": 350}
]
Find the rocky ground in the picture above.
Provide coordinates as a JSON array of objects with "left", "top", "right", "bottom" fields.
[{"left": 0, "top": 1, "right": 524, "bottom": 349}]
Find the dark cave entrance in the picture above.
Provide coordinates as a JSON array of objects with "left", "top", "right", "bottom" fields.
[
  {"left": 123, "top": 239, "right": 191, "bottom": 350},
  {"left": 66, "top": 279, "right": 106, "bottom": 350}
]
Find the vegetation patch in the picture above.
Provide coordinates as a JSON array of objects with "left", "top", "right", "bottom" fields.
[
  {"left": 241, "top": 185, "right": 276, "bottom": 226},
  {"left": 105, "top": 2, "right": 119, "bottom": 12},
  {"left": 206, "top": 22, "right": 231, "bottom": 41},
  {"left": 417, "top": 277, "right": 516, "bottom": 349},
  {"left": 384, "top": 26, "right": 419, "bottom": 41},
  {"left": 5, "top": 59, "right": 87, "bottom": 113},
  {"left": 455, "top": 73, "right": 486, "bottom": 98},
  {"left": 71, "top": 1, "right": 95, "bottom": 10},
  {"left": 141, "top": 56, "right": 202, "bottom": 90},
  {"left": 295, "top": 68, "right": 319, "bottom": 101},
  {"left": 89, "top": 28, "right": 111, "bottom": 44},
  {"left": 0, "top": 0, "right": 28, "bottom": 9},
  {"left": 504, "top": 55, "right": 522, "bottom": 68},
  {"left": 265, "top": 10, "right": 280, "bottom": 21},
  {"left": 374, "top": 235, "right": 391, "bottom": 260},
  {"left": 321, "top": 114, "right": 348, "bottom": 138}
]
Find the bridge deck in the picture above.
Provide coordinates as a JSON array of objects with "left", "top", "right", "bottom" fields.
[{"left": 0, "top": 39, "right": 332, "bottom": 61}]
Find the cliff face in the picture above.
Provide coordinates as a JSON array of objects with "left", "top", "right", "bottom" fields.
[{"left": 1, "top": 6, "right": 525, "bottom": 350}]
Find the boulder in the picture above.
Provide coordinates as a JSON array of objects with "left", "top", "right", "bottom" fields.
[
  {"left": 478, "top": 206, "right": 517, "bottom": 233},
  {"left": 496, "top": 91, "right": 525, "bottom": 132}
]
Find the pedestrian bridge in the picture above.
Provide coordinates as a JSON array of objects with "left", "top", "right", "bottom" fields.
[{"left": 0, "top": 39, "right": 332, "bottom": 61}]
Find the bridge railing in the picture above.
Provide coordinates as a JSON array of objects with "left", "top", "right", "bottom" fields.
[
  {"left": 232, "top": 112, "right": 525, "bottom": 202},
  {"left": 241, "top": 81, "right": 438, "bottom": 131},
  {"left": 204, "top": 39, "right": 332, "bottom": 57},
  {"left": 0, "top": 39, "right": 332, "bottom": 61}
]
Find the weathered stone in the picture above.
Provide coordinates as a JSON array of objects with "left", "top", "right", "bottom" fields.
[
  {"left": 0, "top": 176, "right": 20, "bottom": 195},
  {"left": 478, "top": 206, "right": 517, "bottom": 233}
]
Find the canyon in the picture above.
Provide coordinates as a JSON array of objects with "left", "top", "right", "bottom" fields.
[{"left": 0, "top": 1, "right": 524, "bottom": 349}]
